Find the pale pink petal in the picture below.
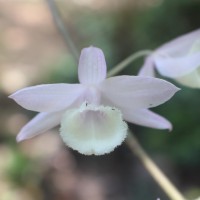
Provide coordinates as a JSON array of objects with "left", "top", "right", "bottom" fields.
[
  {"left": 154, "top": 52, "right": 200, "bottom": 78},
  {"left": 122, "top": 108, "right": 172, "bottom": 130},
  {"left": 157, "top": 29, "right": 200, "bottom": 56},
  {"left": 138, "top": 56, "right": 155, "bottom": 77},
  {"left": 9, "top": 84, "right": 86, "bottom": 112},
  {"left": 17, "top": 111, "right": 64, "bottom": 142},
  {"left": 100, "top": 76, "right": 179, "bottom": 109},
  {"left": 78, "top": 46, "right": 107, "bottom": 84}
]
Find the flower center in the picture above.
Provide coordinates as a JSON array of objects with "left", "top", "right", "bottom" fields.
[
  {"left": 60, "top": 102, "right": 128, "bottom": 155},
  {"left": 76, "top": 86, "right": 101, "bottom": 106}
]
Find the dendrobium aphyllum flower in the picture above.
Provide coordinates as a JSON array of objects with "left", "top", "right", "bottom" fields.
[
  {"left": 139, "top": 29, "right": 200, "bottom": 88},
  {"left": 10, "top": 47, "right": 179, "bottom": 155}
]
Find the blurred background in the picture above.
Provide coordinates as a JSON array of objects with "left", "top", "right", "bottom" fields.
[{"left": 0, "top": 0, "right": 200, "bottom": 199}]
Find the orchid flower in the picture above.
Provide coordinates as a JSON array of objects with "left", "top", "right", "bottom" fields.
[
  {"left": 10, "top": 47, "right": 179, "bottom": 155},
  {"left": 139, "top": 29, "right": 200, "bottom": 88}
]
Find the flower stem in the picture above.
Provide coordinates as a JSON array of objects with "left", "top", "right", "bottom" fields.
[
  {"left": 126, "top": 132, "right": 186, "bottom": 200},
  {"left": 46, "top": 0, "right": 79, "bottom": 61},
  {"left": 107, "top": 50, "right": 152, "bottom": 77}
]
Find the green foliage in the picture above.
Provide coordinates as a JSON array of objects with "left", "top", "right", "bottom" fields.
[{"left": 6, "top": 147, "right": 36, "bottom": 186}]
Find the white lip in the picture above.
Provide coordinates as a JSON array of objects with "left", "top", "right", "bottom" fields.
[{"left": 60, "top": 102, "right": 128, "bottom": 155}]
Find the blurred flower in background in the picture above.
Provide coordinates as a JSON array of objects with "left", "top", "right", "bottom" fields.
[{"left": 139, "top": 29, "right": 200, "bottom": 88}]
